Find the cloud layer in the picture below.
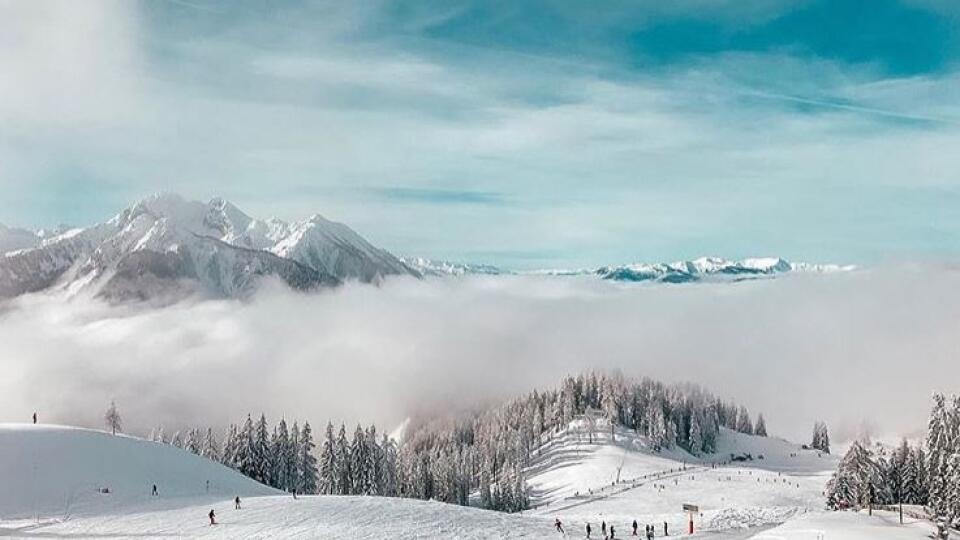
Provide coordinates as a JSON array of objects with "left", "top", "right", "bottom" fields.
[{"left": 2, "top": 266, "right": 958, "bottom": 443}]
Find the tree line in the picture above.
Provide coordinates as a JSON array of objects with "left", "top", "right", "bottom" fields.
[{"left": 144, "top": 371, "right": 766, "bottom": 514}]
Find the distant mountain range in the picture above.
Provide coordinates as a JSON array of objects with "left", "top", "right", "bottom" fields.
[
  {"left": 0, "top": 194, "right": 853, "bottom": 303},
  {"left": 403, "top": 255, "right": 853, "bottom": 283}
]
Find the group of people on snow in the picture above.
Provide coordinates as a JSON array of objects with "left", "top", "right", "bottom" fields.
[{"left": 559, "top": 517, "right": 668, "bottom": 538}]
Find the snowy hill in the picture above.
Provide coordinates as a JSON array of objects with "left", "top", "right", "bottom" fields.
[
  {"left": 0, "top": 424, "right": 276, "bottom": 519},
  {"left": 525, "top": 420, "right": 839, "bottom": 536},
  {"left": 0, "top": 194, "right": 417, "bottom": 302}
]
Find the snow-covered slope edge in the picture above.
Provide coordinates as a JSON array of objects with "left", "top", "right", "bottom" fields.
[{"left": 0, "top": 424, "right": 277, "bottom": 519}]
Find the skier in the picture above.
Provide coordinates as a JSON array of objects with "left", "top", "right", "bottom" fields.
[
  {"left": 586, "top": 522, "right": 592, "bottom": 538},
  {"left": 292, "top": 488, "right": 298, "bottom": 500},
  {"left": 152, "top": 484, "right": 158, "bottom": 496},
  {"left": 208, "top": 509, "right": 216, "bottom": 525},
  {"left": 32, "top": 412, "right": 37, "bottom": 424},
  {"left": 647, "top": 524, "right": 654, "bottom": 540},
  {"left": 610, "top": 525, "right": 615, "bottom": 539},
  {"left": 632, "top": 520, "right": 638, "bottom": 535},
  {"left": 235, "top": 496, "right": 241, "bottom": 509},
  {"left": 602, "top": 521, "right": 607, "bottom": 538},
  {"left": 663, "top": 521, "right": 668, "bottom": 536},
  {"left": 555, "top": 518, "right": 564, "bottom": 534}
]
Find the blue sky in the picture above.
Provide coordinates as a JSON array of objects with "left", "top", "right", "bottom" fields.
[{"left": 1, "top": 0, "right": 959, "bottom": 269}]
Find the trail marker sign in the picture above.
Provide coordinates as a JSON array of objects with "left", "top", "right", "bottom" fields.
[{"left": 683, "top": 504, "right": 699, "bottom": 533}]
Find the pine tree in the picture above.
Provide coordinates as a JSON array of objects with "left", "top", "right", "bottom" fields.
[
  {"left": 319, "top": 422, "right": 337, "bottom": 495},
  {"left": 170, "top": 431, "right": 184, "bottom": 449},
  {"left": 185, "top": 428, "right": 202, "bottom": 455},
  {"left": 927, "top": 393, "right": 951, "bottom": 518},
  {"left": 202, "top": 427, "right": 221, "bottom": 462},
  {"left": 365, "top": 425, "right": 382, "bottom": 496},
  {"left": 272, "top": 419, "right": 291, "bottom": 490},
  {"left": 236, "top": 414, "right": 257, "bottom": 479},
  {"left": 754, "top": 414, "right": 768, "bottom": 437},
  {"left": 299, "top": 421, "right": 319, "bottom": 494},
  {"left": 350, "top": 424, "right": 369, "bottom": 495},
  {"left": 736, "top": 406, "right": 753, "bottom": 434},
  {"left": 335, "top": 424, "right": 351, "bottom": 495},
  {"left": 254, "top": 414, "right": 272, "bottom": 485},
  {"left": 104, "top": 401, "right": 122, "bottom": 435},
  {"left": 222, "top": 424, "right": 239, "bottom": 469},
  {"left": 289, "top": 421, "right": 301, "bottom": 492},
  {"left": 687, "top": 414, "right": 703, "bottom": 455}
]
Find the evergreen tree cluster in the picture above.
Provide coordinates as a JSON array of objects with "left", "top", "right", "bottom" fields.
[
  {"left": 398, "top": 371, "right": 765, "bottom": 512},
  {"left": 826, "top": 437, "right": 928, "bottom": 510},
  {"left": 825, "top": 394, "right": 960, "bottom": 517},
  {"left": 151, "top": 414, "right": 319, "bottom": 495},
  {"left": 811, "top": 421, "right": 831, "bottom": 454},
  {"left": 925, "top": 394, "right": 960, "bottom": 523},
  {"left": 317, "top": 422, "right": 401, "bottom": 498}
]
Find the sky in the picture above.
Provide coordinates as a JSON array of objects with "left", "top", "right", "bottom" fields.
[
  {"left": 1, "top": 265, "right": 956, "bottom": 444},
  {"left": 2, "top": 0, "right": 960, "bottom": 269}
]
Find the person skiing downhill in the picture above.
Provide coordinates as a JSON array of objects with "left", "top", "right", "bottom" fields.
[
  {"left": 555, "top": 518, "right": 564, "bottom": 534},
  {"left": 586, "top": 522, "right": 592, "bottom": 538},
  {"left": 32, "top": 412, "right": 37, "bottom": 424},
  {"left": 663, "top": 521, "right": 668, "bottom": 536},
  {"left": 152, "top": 484, "right": 158, "bottom": 496},
  {"left": 610, "top": 525, "right": 615, "bottom": 539},
  {"left": 235, "top": 496, "right": 241, "bottom": 509},
  {"left": 602, "top": 521, "right": 607, "bottom": 538},
  {"left": 208, "top": 509, "right": 216, "bottom": 525},
  {"left": 632, "top": 520, "right": 637, "bottom": 535}
]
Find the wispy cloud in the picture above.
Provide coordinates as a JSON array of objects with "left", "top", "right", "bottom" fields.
[{"left": 371, "top": 187, "right": 507, "bottom": 205}]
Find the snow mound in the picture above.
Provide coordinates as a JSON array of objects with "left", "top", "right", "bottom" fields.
[{"left": 0, "top": 424, "right": 276, "bottom": 519}]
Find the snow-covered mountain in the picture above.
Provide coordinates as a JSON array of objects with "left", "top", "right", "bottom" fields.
[
  {"left": 399, "top": 256, "right": 507, "bottom": 277},
  {"left": 0, "top": 194, "right": 417, "bottom": 302}
]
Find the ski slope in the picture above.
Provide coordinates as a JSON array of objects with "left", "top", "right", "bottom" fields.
[
  {"left": 528, "top": 422, "right": 837, "bottom": 536},
  {"left": 0, "top": 424, "right": 276, "bottom": 520},
  {"left": 0, "top": 422, "right": 937, "bottom": 539}
]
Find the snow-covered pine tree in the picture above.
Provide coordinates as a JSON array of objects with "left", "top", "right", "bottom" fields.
[
  {"left": 299, "top": 421, "right": 319, "bottom": 494},
  {"left": 687, "top": 414, "right": 703, "bottom": 456},
  {"left": 184, "top": 428, "right": 201, "bottom": 455},
  {"left": 104, "top": 401, "right": 122, "bottom": 435},
  {"left": 289, "top": 421, "right": 300, "bottom": 492},
  {"left": 272, "top": 419, "right": 291, "bottom": 491},
  {"left": 319, "top": 422, "right": 337, "bottom": 495},
  {"left": 236, "top": 414, "right": 256, "bottom": 479},
  {"left": 335, "top": 423, "right": 351, "bottom": 495},
  {"left": 927, "top": 393, "right": 951, "bottom": 518},
  {"left": 736, "top": 406, "right": 753, "bottom": 434},
  {"left": 170, "top": 431, "right": 184, "bottom": 449},
  {"left": 221, "top": 423, "right": 239, "bottom": 469},
  {"left": 827, "top": 439, "right": 882, "bottom": 509},
  {"left": 253, "top": 414, "right": 272, "bottom": 485},
  {"left": 755, "top": 414, "right": 768, "bottom": 437},
  {"left": 350, "top": 424, "right": 369, "bottom": 495},
  {"left": 365, "top": 425, "right": 382, "bottom": 496},
  {"left": 202, "top": 427, "right": 220, "bottom": 462},
  {"left": 380, "top": 433, "right": 399, "bottom": 497}
]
